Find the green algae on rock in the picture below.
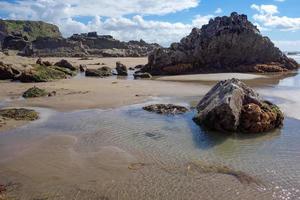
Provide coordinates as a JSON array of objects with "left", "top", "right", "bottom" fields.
[
  {"left": 22, "top": 86, "right": 48, "bottom": 98},
  {"left": 18, "top": 64, "right": 77, "bottom": 82},
  {"left": 0, "top": 108, "right": 39, "bottom": 121}
]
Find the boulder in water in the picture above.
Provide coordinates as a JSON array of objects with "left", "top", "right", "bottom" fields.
[{"left": 193, "top": 78, "right": 284, "bottom": 133}]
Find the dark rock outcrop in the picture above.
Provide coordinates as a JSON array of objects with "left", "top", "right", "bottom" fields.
[
  {"left": 143, "top": 104, "right": 189, "bottom": 115},
  {"left": 116, "top": 61, "right": 128, "bottom": 76},
  {"left": 28, "top": 37, "right": 88, "bottom": 57},
  {"left": 2, "top": 33, "right": 29, "bottom": 50},
  {"left": 141, "top": 12, "right": 299, "bottom": 75},
  {"left": 85, "top": 67, "right": 112, "bottom": 77},
  {"left": 193, "top": 78, "right": 284, "bottom": 133}
]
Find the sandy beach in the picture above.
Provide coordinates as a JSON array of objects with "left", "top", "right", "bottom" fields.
[{"left": 0, "top": 55, "right": 299, "bottom": 199}]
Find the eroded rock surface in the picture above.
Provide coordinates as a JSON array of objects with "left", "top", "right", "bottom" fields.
[
  {"left": 141, "top": 12, "right": 298, "bottom": 75},
  {"left": 193, "top": 78, "right": 284, "bottom": 133}
]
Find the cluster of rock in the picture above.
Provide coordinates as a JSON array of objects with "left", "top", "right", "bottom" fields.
[
  {"left": 0, "top": 21, "right": 160, "bottom": 57},
  {"left": 141, "top": 12, "right": 298, "bottom": 75},
  {"left": 193, "top": 78, "right": 284, "bottom": 133},
  {"left": 0, "top": 59, "right": 77, "bottom": 82}
]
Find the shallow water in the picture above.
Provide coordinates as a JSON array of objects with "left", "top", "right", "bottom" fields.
[{"left": 0, "top": 58, "right": 300, "bottom": 199}]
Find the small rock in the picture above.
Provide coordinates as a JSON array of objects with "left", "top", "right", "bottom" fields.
[
  {"left": 79, "top": 64, "right": 87, "bottom": 72},
  {"left": 143, "top": 104, "right": 189, "bottom": 115},
  {"left": 22, "top": 86, "right": 48, "bottom": 98},
  {"left": 48, "top": 91, "right": 57, "bottom": 97},
  {"left": 116, "top": 61, "right": 128, "bottom": 76},
  {"left": 36, "top": 58, "right": 52, "bottom": 66},
  {"left": 55, "top": 59, "right": 77, "bottom": 71}
]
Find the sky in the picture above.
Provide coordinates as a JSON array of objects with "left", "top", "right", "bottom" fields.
[{"left": 0, "top": 0, "right": 299, "bottom": 51}]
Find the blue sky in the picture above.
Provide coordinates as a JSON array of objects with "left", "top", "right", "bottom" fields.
[{"left": 0, "top": 0, "right": 299, "bottom": 50}]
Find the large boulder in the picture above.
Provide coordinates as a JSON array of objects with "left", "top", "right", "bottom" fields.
[
  {"left": 141, "top": 12, "right": 298, "bottom": 75},
  {"left": 116, "top": 61, "right": 128, "bottom": 76},
  {"left": 193, "top": 78, "right": 284, "bottom": 133}
]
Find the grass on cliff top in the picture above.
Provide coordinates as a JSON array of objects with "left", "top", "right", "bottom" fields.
[
  {"left": 1, "top": 20, "right": 61, "bottom": 41},
  {"left": 0, "top": 108, "right": 39, "bottom": 121}
]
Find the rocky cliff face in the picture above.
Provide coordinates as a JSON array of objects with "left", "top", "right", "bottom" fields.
[
  {"left": 18, "top": 32, "right": 160, "bottom": 57},
  {"left": 141, "top": 12, "right": 298, "bottom": 75},
  {"left": 0, "top": 20, "right": 61, "bottom": 42},
  {"left": 68, "top": 32, "right": 161, "bottom": 57}
]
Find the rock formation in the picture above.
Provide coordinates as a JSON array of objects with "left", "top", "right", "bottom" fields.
[
  {"left": 193, "top": 78, "right": 284, "bottom": 133},
  {"left": 17, "top": 32, "right": 161, "bottom": 57},
  {"left": 141, "top": 12, "right": 298, "bottom": 75},
  {"left": 0, "top": 19, "right": 61, "bottom": 42}
]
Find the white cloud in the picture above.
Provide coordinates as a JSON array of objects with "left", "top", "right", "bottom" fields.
[
  {"left": 0, "top": 0, "right": 200, "bottom": 19},
  {"left": 0, "top": 0, "right": 205, "bottom": 46},
  {"left": 273, "top": 40, "right": 300, "bottom": 51},
  {"left": 251, "top": 4, "right": 279, "bottom": 15},
  {"left": 214, "top": 8, "right": 223, "bottom": 14},
  {"left": 192, "top": 15, "right": 214, "bottom": 27},
  {"left": 54, "top": 14, "right": 213, "bottom": 47},
  {"left": 251, "top": 4, "right": 300, "bottom": 31}
]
